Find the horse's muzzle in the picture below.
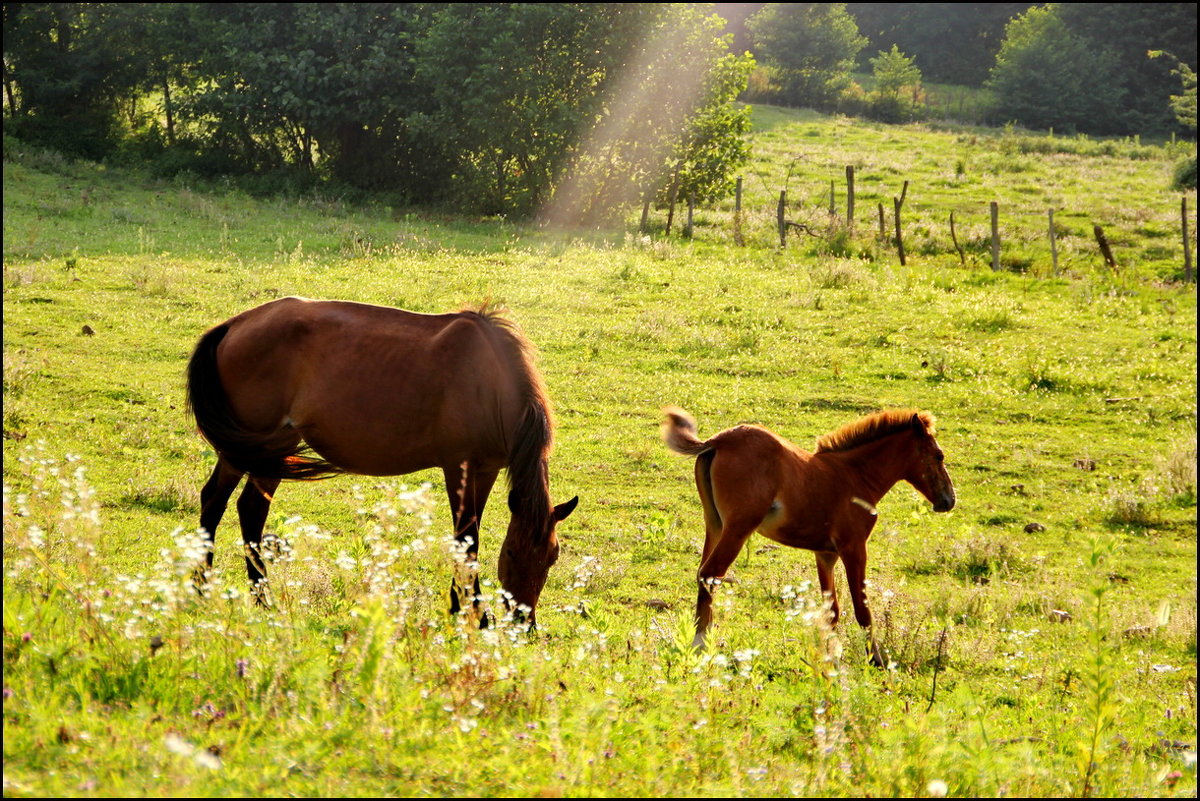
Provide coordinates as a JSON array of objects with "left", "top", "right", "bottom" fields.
[{"left": 933, "top": 494, "right": 956, "bottom": 513}]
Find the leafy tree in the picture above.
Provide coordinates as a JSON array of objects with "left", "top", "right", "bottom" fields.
[
  {"left": 870, "top": 45, "right": 920, "bottom": 99},
  {"left": 746, "top": 3, "right": 865, "bottom": 109},
  {"left": 553, "top": 5, "right": 754, "bottom": 226},
  {"left": 2, "top": 3, "right": 147, "bottom": 159},
  {"left": 412, "top": 4, "right": 649, "bottom": 215},
  {"left": 866, "top": 45, "right": 922, "bottom": 123},
  {"left": 1056, "top": 3, "right": 1196, "bottom": 136},
  {"left": 1166, "top": 61, "right": 1197, "bottom": 132},
  {"left": 987, "top": 3, "right": 1197, "bottom": 136},
  {"left": 847, "top": 4, "right": 1033, "bottom": 87},
  {"left": 3, "top": 3, "right": 754, "bottom": 217},
  {"left": 177, "top": 4, "right": 432, "bottom": 187},
  {"left": 415, "top": 4, "right": 752, "bottom": 222},
  {"left": 986, "top": 5, "right": 1125, "bottom": 134},
  {"left": 1151, "top": 50, "right": 1197, "bottom": 190}
]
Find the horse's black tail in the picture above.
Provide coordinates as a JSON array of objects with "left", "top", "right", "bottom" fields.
[{"left": 186, "top": 324, "right": 341, "bottom": 480}]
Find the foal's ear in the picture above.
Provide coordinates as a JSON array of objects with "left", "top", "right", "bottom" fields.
[
  {"left": 910, "top": 412, "right": 926, "bottom": 435},
  {"left": 554, "top": 495, "right": 579, "bottom": 522}
]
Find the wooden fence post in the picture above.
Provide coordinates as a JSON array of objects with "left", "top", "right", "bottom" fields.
[
  {"left": 877, "top": 202, "right": 886, "bottom": 241},
  {"left": 990, "top": 201, "right": 1000, "bottom": 271},
  {"left": 777, "top": 190, "right": 787, "bottom": 248},
  {"left": 1183, "top": 197, "right": 1193, "bottom": 282},
  {"left": 829, "top": 179, "right": 836, "bottom": 216},
  {"left": 685, "top": 194, "right": 694, "bottom": 238},
  {"left": 665, "top": 165, "right": 680, "bottom": 236},
  {"left": 846, "top": 165, "right": 855, "bottom": 231},
  {"left": 734, "top": 176, "right": 743, "bottom": 246},
  {"left": 1094, "top": 225, "right": 1118, "bottom": 272},
  {"left": 950, "top": 211, "right": 965, "bottom": 266},
  {"left": 894, "top": 180, "right": 909, "bottom": 266},
  {"left": 640, "top": 188, "right": 651, "bottom": 233},
  {"left": 1048, "top": 209, "right": 1059, "bottom": 275}
]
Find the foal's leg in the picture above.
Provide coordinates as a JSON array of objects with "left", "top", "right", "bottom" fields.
[
  {"left": 236, "top": 475, "right": 281, "bottom": 606},
  {"left": 842, "top": 538, "right": 886, "bottom": 667},
  {"left": 693, "top": 516, "right": 758, "bottom": 649},
  {"left": 443, "top": 463, "right": 500, "bottom": 623},
  {"left": 814, "top": 550, "right": 841, "bottom": 626},
  {"left": 694, "top": 452, "right": 723, "bottom": 566},
  {"left": 195, "top": 458, "right": 245, "bottom": 591}
]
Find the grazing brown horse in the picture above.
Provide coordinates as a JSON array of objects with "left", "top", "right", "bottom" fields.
[
  {"left": 186, "top": 297, "right": 577, "bottom": 623},
  {"left": 662, "top": 407, "right": 955, "bottom": 665}
]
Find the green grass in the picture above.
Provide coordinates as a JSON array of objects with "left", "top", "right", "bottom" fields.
[{"left": 3, "top": 107, "right": 1197, "bottom": 797}]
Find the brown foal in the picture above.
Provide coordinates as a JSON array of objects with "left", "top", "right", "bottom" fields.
[{"left": 663, "top": 407, "right": 955, "bottom": 665}]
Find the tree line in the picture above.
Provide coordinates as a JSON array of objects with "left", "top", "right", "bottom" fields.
[
  {"left": 729, "top": 2, "right": 1197, "bottom": 137},
  {"left": 2, "top": 3, "right": 753, "bottom": 221},
  {"left": 4, "top": 3, "right": 1196, "bottom": 217}
]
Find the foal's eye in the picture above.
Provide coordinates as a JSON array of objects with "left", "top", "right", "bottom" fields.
[{"left": 936, "top": 452, "right": 945, "bottom": 463}]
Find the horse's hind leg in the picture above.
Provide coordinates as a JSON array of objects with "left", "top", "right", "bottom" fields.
[
  {"left": 443, "top": 463, "right": 500, "bottom": 624},
  {"left": 693, "top": 516, "right": 757, "bottom": 649},
  {"left": 195, "top": 458, "right": 245, "bottom": 591},
  {"left": 236, "top": 475, "right": 281, "bottom": 606}
]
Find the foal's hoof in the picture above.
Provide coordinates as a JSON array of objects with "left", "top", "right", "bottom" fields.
[
  {"left": 190, "top": 567, "right": 210, "bottom": 596},
  {"left": 250, "top": 583, "right": 273, "bottom": 609}
]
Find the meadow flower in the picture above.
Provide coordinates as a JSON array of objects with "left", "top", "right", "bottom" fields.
[{"left": 927, "top": 779, "right": 948, "bottom": 797}]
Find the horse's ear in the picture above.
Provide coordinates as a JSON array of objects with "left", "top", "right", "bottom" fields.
[
  {"left": 554, "top": 495, "right": 579, "bottom": 522},
  {"left": 910, "top": 413, "right": 926, "bottom": 434}
]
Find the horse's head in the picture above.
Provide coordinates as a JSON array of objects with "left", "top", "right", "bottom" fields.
[
  {"left": 497, "top": 492, "right": 578, "bottom": 624},
  {"left": 905, "top": 413, "right": 956, "bottom": 512}
]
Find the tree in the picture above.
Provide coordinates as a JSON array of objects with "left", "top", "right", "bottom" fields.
[
  {"left": 871, "top": 45, "right": 920, "bottom": 99},
  {"left": 412, "top": 4, "right": 648, "bottom": 215},
  {"left": 987, "top": 3, "right": 1197, "bottom": 136},
  {"left": 177, "top": 4, "right": 431, "bottom": 185},
  {"left": 847, "top": 4, "right": 1033, "bottom": 87},
  {"left": 414, "top": 4, "right": 752, "bottom": 222},
  {"left": 866, "top": 45, "right": 922, "bottom": 123},
  {"left": 746, "top": 3, "right": 865, "bottom": 109},
  {"left": 1056, "top": 3, "right": 1196, "bottom": 136},
  {"left": 2, "top": 3, "right": 147, "bottom": 159},
  {"left": 544, "top": 6, "right": 753, "bottom": 226},
  {"left": 985, "top": 5, "right": 1125, "bottom": 134}
]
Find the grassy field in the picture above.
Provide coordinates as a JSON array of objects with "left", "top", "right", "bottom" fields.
[{"left": 3, "top": 106, "right": 1197, "bottom": 797}]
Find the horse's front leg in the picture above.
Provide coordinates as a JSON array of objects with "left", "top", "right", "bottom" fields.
[
  {"left": 842, "top": 538, "right": 887, "bottom": 668},
  {"left": 237, "top": 476, "right": 280, "bottom": 607},
  {"left": 814, "top": 550, "right": 841, "bottom": 626},
  {"left": 443, "top": 464, "right": 499, "bottom": 626}
]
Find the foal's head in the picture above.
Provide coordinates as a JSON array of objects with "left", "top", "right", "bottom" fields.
[
  {"left": 903, "top": 412, "right": 956, "bottom": 512},
  {"left": 497, "top": 492, "right": 578, "bottom": 623}
]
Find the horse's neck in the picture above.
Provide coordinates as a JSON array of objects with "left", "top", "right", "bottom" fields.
[{"left": 825, "top": 434, "right": 911, "bottom": 503}]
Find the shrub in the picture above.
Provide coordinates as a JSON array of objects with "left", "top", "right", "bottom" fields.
[{"left": 1172, "top": 156, "right": 1197, "bottom": 190}]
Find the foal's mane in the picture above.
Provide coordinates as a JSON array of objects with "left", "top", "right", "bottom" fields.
[
  {"left": 814, "top": 409, "right": 935, "bottom": 453},
  {"left": 468, "top": 305, "right": 555, "bottom": 539}
]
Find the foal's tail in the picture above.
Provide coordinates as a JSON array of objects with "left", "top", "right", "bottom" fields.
[
  {"left": 661, "top": 407, "right": 712, "bottom": 456},
  {"left": 186, "top": 324, "right": 341, "bottom": 480}
]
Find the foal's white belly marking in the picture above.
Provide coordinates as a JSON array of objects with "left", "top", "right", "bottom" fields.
[{"left": 851, "top": 496, "right": 878, "bottom": 516}]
